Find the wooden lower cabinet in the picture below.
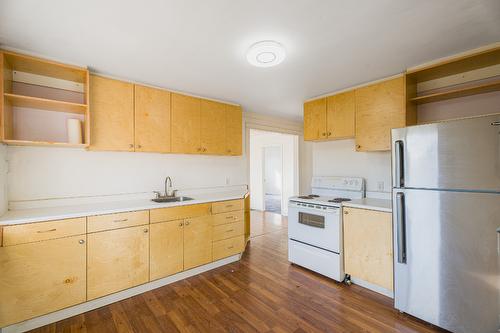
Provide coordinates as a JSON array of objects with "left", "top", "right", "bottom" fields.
[
  {"left": 213, "top": 235, "right": 244, "bottom": 261},
  {"left": 150, "top": 220, "right": 184, "bottom": 280},
  {"left": 0, "top": 235, "right": 87, "bottom": 327},
  {"left": 87, "top": 225, "right": 149, "bottom": 300},
  {"left": 343, "top": 207, "right": 393, "bottom": 291},
  {"left": 183, "top": 215, "right": 213, "bottom": 270}
]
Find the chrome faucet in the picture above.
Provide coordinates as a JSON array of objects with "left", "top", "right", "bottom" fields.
[{"left": 165, "top": 176, "right": 173, "bottom": 197}]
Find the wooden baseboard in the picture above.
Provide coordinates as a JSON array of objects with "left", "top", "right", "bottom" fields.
[{"left": 0, "top": 254, "right": 241, "bottom": 333}]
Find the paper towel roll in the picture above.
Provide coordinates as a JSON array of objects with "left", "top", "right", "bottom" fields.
[{"left": 67, "top": 119, "right": 82, "bottom": 144}]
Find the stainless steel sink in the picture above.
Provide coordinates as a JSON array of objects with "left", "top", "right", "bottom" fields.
[{"left": 151, "top": 196, "right": 193, "bottom": 203}]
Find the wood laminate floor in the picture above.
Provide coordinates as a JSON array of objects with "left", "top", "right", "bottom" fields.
[{"left": 30, "top": 211, "right": 445, "bottom": 333}]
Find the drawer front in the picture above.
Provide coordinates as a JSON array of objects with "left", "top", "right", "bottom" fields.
[
  {"left": 150, "top": 203, "right": 211, "bottom": 223},
  {"left": 87, "top": 210, "right": 149, "bottom": 233},
  {"left": 213, "top": 221, "right": 244, "bottom": 241},
  {"left": 213, "top": 235, "right": 244, "bottom": 261},
  {"left": 212, "top": 199, "right": 244, "bottom": 214},
  {"left": 212, "top": 211, "right": 244, "bottom": 226},
  {"left": 2, "top": 217, "right": 86, "bottom": 246}
]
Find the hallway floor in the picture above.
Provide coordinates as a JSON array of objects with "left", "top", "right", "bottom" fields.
[{"left": 264, "top": 194, "right": 281, "bottom": 214}]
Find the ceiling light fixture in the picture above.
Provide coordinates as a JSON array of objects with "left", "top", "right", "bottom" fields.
[{"left": 246, "top": 41, "right": 286, "bottom": 68}]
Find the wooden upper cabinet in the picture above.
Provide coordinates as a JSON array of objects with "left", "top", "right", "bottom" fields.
[
  {"left": 171, "top": 93, "right": 201, "bottom": 154},
  {"left": 343, "top": 207, "right": 393, "bottom": 291},
  {"left": 89, "top": 75, "right": 134, "bottom": 151},
  {"left": 134, "top": 85, "right": 171, "bottom": 153},
  {"left": 304, "top": 98, "right": 327, "bottom": 141},
  {"left": 225, "top": 104, "right": 242, "bottom": 156},
  {"left": 327, "top": 91, "right": 355, "bottom": 139},
  {"left": 355, "top": 76, "right": 410, "bottom": 151},
  {"left": 200, "top": 100, "right": 226, "bottom": 155},
  {"left": 87, "top": 225, "right": 149, "bottom": 300},
  {"left": 0, "top": 236, "right": 87, "bottom": 327}
]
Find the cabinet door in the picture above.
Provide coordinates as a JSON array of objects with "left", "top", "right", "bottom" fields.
[
  {"left": 304, "top": 98, "right": 327, "bottom": 141},
  {"left": 343, "top": 207, "right": 393, "bottom": 291},
  {"left": 89, "top": 75, "right": 134, "bottom": 151},
  {"left": 327, "top": 91, "right": 355, "bottom": 139},
  {"left": 225, "top": 104, "right": 242, "bottom": 155},
  {"left": 87, "top": 225, "right": 149, "bottom": 300},
  {"left": 0, "top": 236, "right": 86, "bottom": 327},
  {"left": 355, "top": 76, "right": 405, "bottom": 151},
  {"left": 171, "top": 93, "right": 201, "bottom": 154},
  {"left": 150, "top": 220, "right": 184, "bottom": 280},
  {"left": 184, "top": 215, "right": 212, "bottom": 270},
  {"left": 134, "top": 85, "right": 171, "bottom": 153},
  {"left": 200, "top": 100, "right": 226, "bottom": 155}
]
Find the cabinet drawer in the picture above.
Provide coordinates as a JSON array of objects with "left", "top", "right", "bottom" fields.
[
  {"left": 213, "top": 221, "right": 244, "bottom": 241},
  {"left": 87, "top": 210, "right": 149, "bottom": 233},
  {"left": 212, "top": 211, "right": 244, "bottom": 226},
  {"left": 212, "top": 199, "right": 244, "bottom": 214},
  {"left": 150, "top": 203, "right": 211, "bottom": 223},
  {"left": 213, "top": 235, "right": 244, "bottom": 261},
  {"left": 2, "top": 217, "right": 86, "bottom": 246}
]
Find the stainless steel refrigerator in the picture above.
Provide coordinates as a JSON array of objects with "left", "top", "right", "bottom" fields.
[{"left": 391, "top": 114, "right": 500, "bottom": 333}]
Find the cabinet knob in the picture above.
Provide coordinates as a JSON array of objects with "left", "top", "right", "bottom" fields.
[
  {"left": 356, "top": 145, "right": 361, "bottom": 149},
  {"left": 185, "top": 221, "right": 190, "bottom": 226},
  {"left": 227, "top": 149, "right": 231, "bottom": 153},
  {"left": 179, "top": 222, "right": 184, "bottom": 227},
  {"left": 344, "top": 211, "right": 349, "bottom": 215},
  {"left": 78, "top": 239, "right": 85, "bottom": 244},
  {"left": 328, "top": 132, "right": 332, "bottom": 136},
  {"left": 143, "top": 228, "right": 149, "bottom": 233},
  {"left": 203, "top": 148, "right": 207, "bottom": 152},
  {"left": 197, "top": 147, "right": 202, "bottom": 152},
  {"left": 322, "top": 132, "right": 326, "bottom": 137},
  {"left": 137, "top": 144, "right": 142, "bottom": 149}
]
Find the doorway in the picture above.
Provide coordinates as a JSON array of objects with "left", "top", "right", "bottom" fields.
[
  {"left": 248, "top": 129, "right": 299, "bottom": 216},
  {"left": 263, "top": 146, "right": 282, "bottom": 214}
]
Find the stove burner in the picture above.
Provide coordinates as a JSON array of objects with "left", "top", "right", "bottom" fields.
[
  {"left": 328, "top": 197, "right": 352, "bottom": 203},
  {"left": 297, "top": 194, "right": 320, "bottom": 199}
]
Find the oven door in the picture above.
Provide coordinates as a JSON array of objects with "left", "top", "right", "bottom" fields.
[{"left": 288, "top": 201, "right": 340, "bottom": 253}]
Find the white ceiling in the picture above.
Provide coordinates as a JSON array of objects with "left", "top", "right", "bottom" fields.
[{"left": 1, "top": 0, "right": 499, "bottom": 120}]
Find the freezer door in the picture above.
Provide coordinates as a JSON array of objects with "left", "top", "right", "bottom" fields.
[
  {"left": 392, "top": 114, "right": 500, "bottom": 191},
  {"left": 393, "top": 189, "right": 499, "bottom": 333}
]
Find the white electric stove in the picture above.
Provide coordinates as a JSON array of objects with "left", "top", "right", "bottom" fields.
[{"left": 288, "top": 176, "right": 365, "bottom": 281}]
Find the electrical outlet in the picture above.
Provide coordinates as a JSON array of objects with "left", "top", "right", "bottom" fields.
[
  {"left": 377, "top": 181, "right": 385, "bottom": 191},
  {"left": 225, "top": 177, "right": 230, "bottom": 185}
]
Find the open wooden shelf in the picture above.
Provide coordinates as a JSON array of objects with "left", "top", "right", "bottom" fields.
[
  {"left": 4, "top": 93, "right": 87, "bottom": 114},
  {"left": 410, "top": 79, "right": 500, "bottom": 104},
  {"left": 3, "top": 139, "right": 88, "bottom": 148}
]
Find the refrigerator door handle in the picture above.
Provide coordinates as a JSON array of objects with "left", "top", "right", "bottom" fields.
[
  {"left": 396, "top": 192, "right": 407, "bottom": 264},
  {"left": 395, "top": 140, "right": 405, "bottom": 188}
]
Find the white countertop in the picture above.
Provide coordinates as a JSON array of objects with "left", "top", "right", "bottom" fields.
[
  {"left": 342, "top": 198, "right": 392, "bottom": 213},
  {"left": 0, "top": 190, "right": 246, "bottom": 226}
]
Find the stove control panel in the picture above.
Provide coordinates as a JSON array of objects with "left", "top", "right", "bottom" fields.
[{"left": 311, "top": 176, "right": 364, "bottom": 191}]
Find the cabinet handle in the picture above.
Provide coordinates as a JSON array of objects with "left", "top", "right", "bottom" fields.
[
  {"left": 185, "top": 221, "right": 190, "bottom": 226},
  {"left": 137, "top": 144, "right": 142, "bottom": 149},
  {"left": 328, "top": 132, "right": 332, "bottom": 136},
  {"left": 197, "top": 147, "right": 202, "bottom": 152},
  {"left": 143, "top": 228, "right": 149, "bottom": 233},
  {"left": 203, "top": 148, "right": 207, "bottom": 152},
  {"left": 129, "top": 144, "right": 134, "bottom": 148},
  {"left": 344, "top": 211, "right": 349, "bottom": 215},
  {"left": 226, "top": 216, "right": 234, "bottom": 219},
  {"left": 36, "top": 228, "right": 57, "bottom": 233},
  {"left": 356, "top": 145, "right": 361, "bottom": 149},
  {"left": 322, "top": 132, "right": 326, "bottom": 137},
  {"left": 79, "top": 239, "right": 85, "bottom": 244},
  {"left": 226, "top": 229, "right": 234, "bottom": 232},
  {"left": 179, "top": 222, "right": 184, "bottom": 227},
  {"left": 227, "top": 246, "right": 234, "bottom": 249},
  {"left": 113, "top": 218, "right": 128, "bottom": 223}
]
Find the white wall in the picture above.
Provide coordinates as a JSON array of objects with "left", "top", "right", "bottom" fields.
[
  {"left": 249, "top": 130, "right": 298, "bottom": 214},
  {"left": 263, "top": 146, "right": 282, "bottom": 195},
  {"left": 7, "top": 146, "right": 246, "bottom": 202},
  {"left": 0, "top": 145, "right": 8, "bottom": 215},
  {"left": 312, "top": 139, "right": 391, "bottom": 197}
]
